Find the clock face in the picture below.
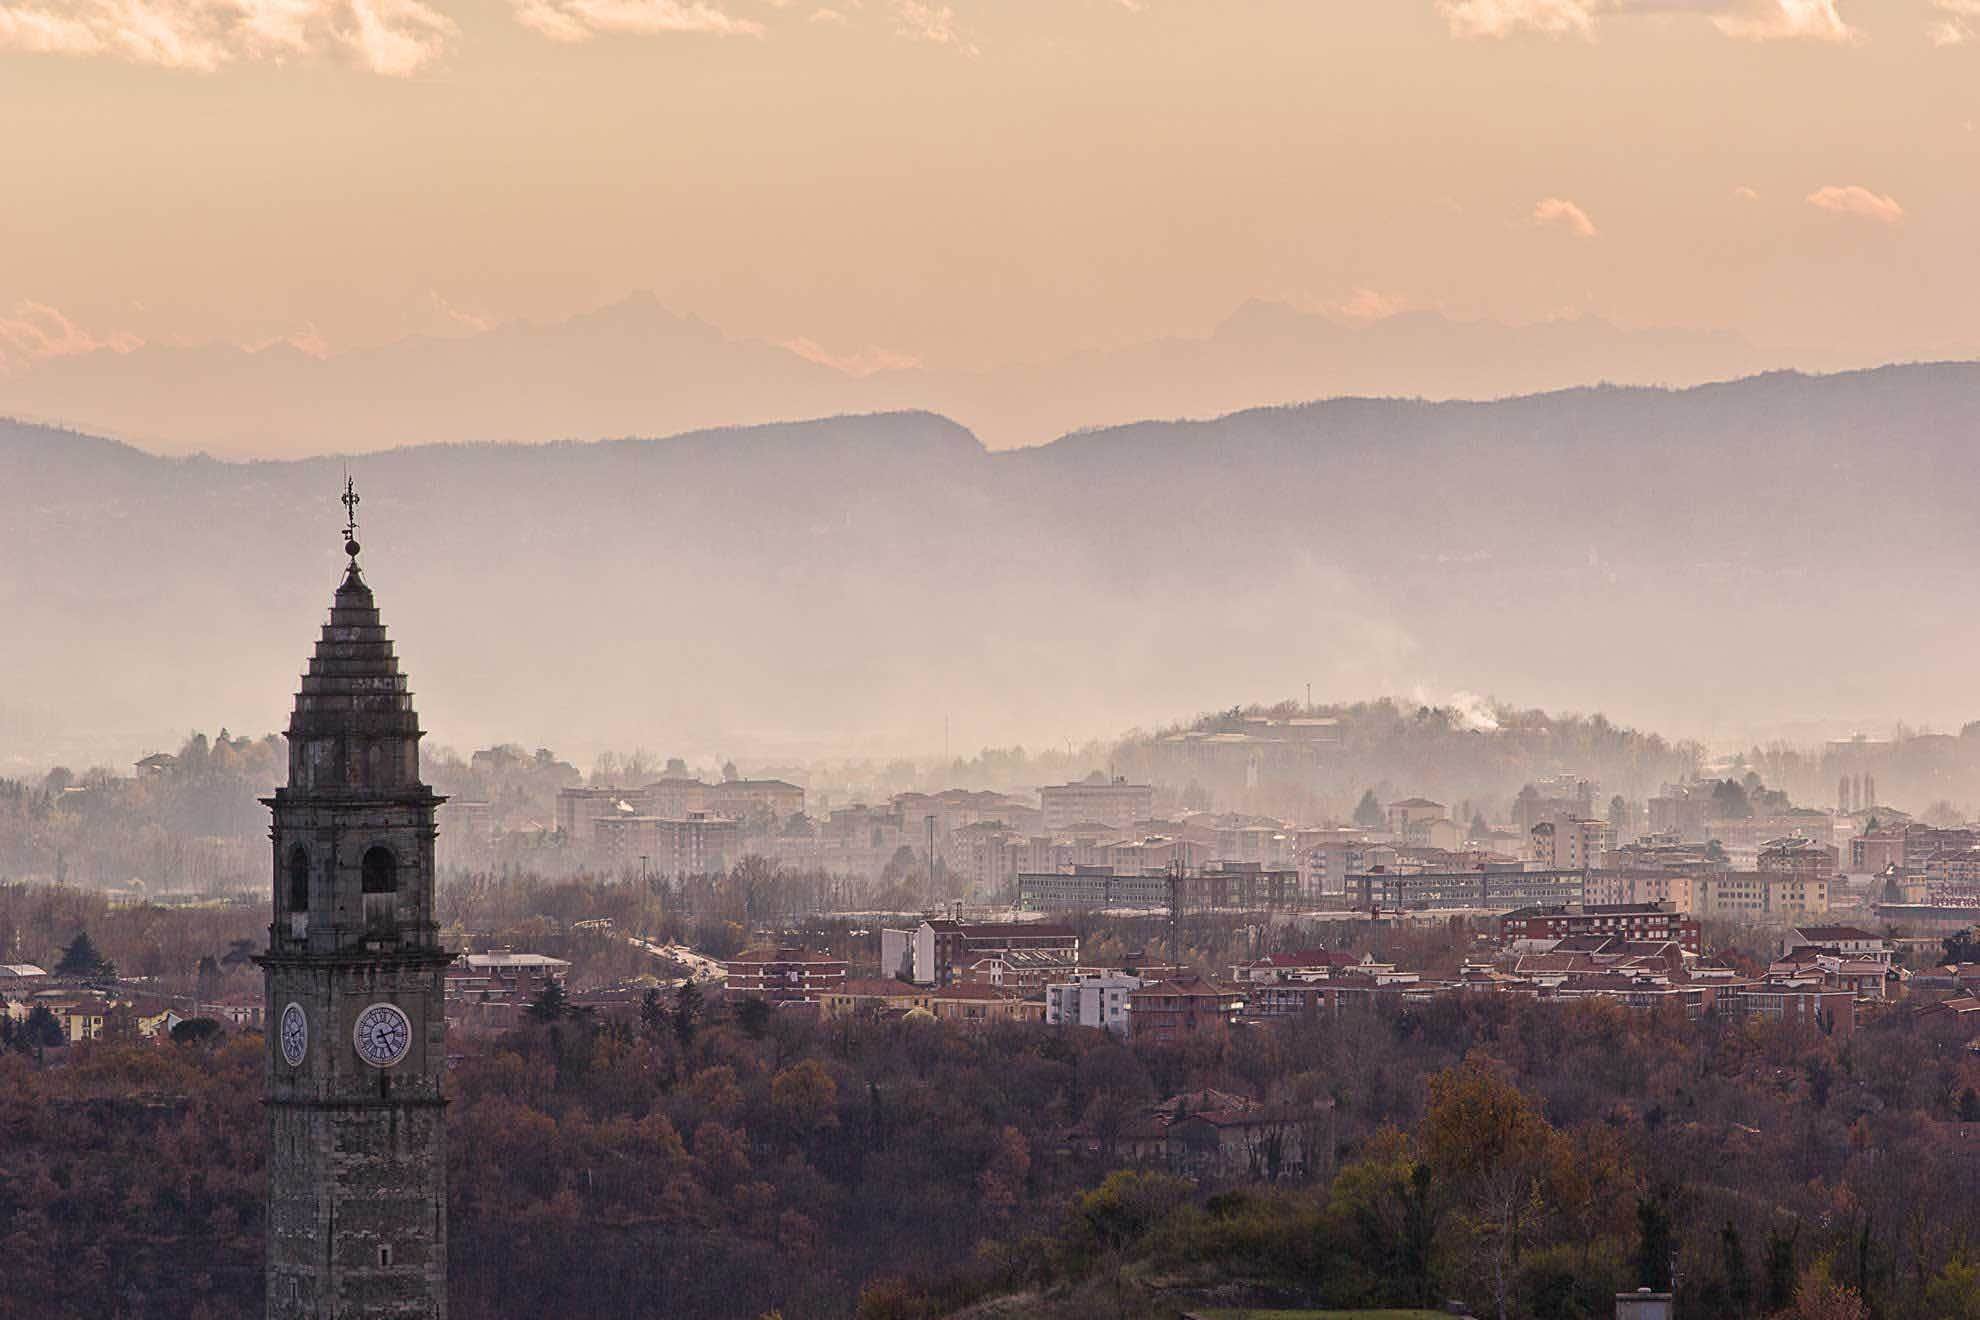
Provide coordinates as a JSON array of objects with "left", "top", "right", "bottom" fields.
[
  {"left": 279, "top": 1002, "right": 308, "bottom": 1068},
  {"left": 352, "top": 1002, "right": 413, "bottom": 1069}
]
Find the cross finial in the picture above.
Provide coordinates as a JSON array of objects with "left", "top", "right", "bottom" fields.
[{"left": 341, "top": 472, "right": 362, "bottom": 560}]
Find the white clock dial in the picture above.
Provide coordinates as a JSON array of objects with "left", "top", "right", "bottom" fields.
[
  {"left": 280, "top": 1002, "right": 308, "bottom": 1067},
  {"left": 352, "top": 1002, "right": 413, "bottom": 1068}
]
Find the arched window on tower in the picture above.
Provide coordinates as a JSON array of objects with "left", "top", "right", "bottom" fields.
[
  {"left": 287, "top": 845, "right": 310, "bottom": 940},
  {"left": 362, "top": 846, "right": 397, "bottom": 894},
  {"left": 362, "top": 845, "right": 397, "bottom": 934}
]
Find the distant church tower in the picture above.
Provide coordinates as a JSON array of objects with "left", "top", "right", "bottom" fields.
[{"left": 259, "top": 481, "right": 449, "bottom": 1318}]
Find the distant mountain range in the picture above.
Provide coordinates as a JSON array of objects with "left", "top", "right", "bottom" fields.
[
  {"left": 7, "top": 361, "right": 1980, "bottom": 773},
  {"left": 0, "top": 293, "right": 1860, "bottom": 457}
]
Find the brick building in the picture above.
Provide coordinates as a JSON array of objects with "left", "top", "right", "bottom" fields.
[
  {"left": 722, "top": 945, "right": 848, "bottom": 1004},
  {"left": 1499, "top": 903, "right": 1701, "bottom": 955},
  {"left": 1128, "top": 975, "right": 1243, "bottom": 1044},
  {"left": 879, "top": 918, "right": 1078, "bottom": 986}
]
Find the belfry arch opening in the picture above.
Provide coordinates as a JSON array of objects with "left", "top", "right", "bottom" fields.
[
  {"left": 362, "top": 846, "right": 398, "bottom": 894},
  {"left": 288, "top": 845, "right": 309, "bottom": 911},
  {"left": 361, "top": 845, "right": 398, "bottom": 934}
]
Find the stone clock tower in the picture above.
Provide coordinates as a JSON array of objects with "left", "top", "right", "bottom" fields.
[{"left": 259, "top": 483, "right": 450, "bottom": 1319}]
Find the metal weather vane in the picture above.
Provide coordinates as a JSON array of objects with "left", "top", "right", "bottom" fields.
[{"left": 341, "top": 471, "right": 362, "bottom": 560}]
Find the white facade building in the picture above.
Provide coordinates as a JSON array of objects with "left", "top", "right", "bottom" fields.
[{"left": 1044, "top": 972, "right": 1144, "bottom": 1036}]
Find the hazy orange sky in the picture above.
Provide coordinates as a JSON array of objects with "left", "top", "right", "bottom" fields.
[{"left": 1, "top": 0, "right": 1974, "bottom": 389}]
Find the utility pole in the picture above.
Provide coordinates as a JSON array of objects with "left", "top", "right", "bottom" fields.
[
  {"left": 926, "top": 815, "right": 937, "bottom": 913},
  {"left": 1167, "top": 855, "right": 1185, "bottom": 970}
]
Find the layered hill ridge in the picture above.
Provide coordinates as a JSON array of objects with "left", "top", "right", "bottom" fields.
[
  {"left": 0, "top": 291, "right": 1868, "bottom": 458},
  {"left": 7, "top": 362, "right": 1980, "bottom": 770}
]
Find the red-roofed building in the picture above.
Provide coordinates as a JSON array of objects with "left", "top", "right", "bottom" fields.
[
  {"left": 1128, "top": 975, "right": 1243, "bottom": 1044},
  {"left": 1784, "top": 926, "right": 1892, "bottom": 963},
  {"left": 1499, "top": 903, "right": 1699, "bottom": 954}
]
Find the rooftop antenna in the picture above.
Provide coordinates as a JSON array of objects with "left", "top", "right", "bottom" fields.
[{"left": 341, "top": 470, "right": 362, "bottom": 562}]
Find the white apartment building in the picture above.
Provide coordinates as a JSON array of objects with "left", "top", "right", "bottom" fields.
[
  {"left": 1530, "top": 818, "right": 1611, "bottom": 871},
  {"left": 1040, "top": 778, "right": 1155, "bottom": 834},
  {"left": 1044, "top": 972, "right": 1144, "bottom": 1036}
]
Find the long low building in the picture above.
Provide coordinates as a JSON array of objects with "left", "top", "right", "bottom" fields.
[
  {"left": 1349, "top": 868, "right": 1586, "bottom": 911},
  {"left": 1499, "top": 903, "right": 1701, "bottom": 954},
  {"left": 820, "top": 978, "right": 1044, "bottom": 1024},
  {"left": 722, "top": 945, "right": 848, "bottom": 1004},
  {"left": 1017, "top": 864, "right": 1303, "bottom": 913}
]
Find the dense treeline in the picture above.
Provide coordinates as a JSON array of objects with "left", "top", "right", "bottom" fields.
[
  {"left": 0, "top": 730, "right": 279, "bottom": 891},
  {"left": 11, "top": 989, "right": 1980, "bottom": 1318},
  {"left": 0, "top": 882, "right": 263, "bottom": 990}
]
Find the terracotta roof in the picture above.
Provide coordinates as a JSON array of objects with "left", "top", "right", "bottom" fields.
[
  {"left": 1132, "top": 975, "right": 1237, "bottom": 999},
  {"left": 832, "top": 978, "right": 923, "bottom": 997}
]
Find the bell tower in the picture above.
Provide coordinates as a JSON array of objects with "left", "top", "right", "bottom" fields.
[{"left": 259, "top": 480, "right": 450, "bottom": 1319}]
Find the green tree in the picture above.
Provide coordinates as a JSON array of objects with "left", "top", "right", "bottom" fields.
[
  {"left": 56, "top": 929, "right": 107, "bottom": 978},
  {"left": 23, "top": 1003, "right": 64, "bottom": 1049},
  {"left": 735, "top": 994, "right": 772, "bottom": 1039},
  {"left": 1422, "top": 1059, "right": 1557, "bottom": 1320},
  {"left": 770, "top": 1059, "right": 839, "bottom": 1135},
  {"left": 1635, "top": 1194, "right": 1674, "bottom": 1290},
  {"left": 1924, "top": 1253, "right": 1980, "bottom": 1320},
  {"left": 674, "top": 976, "right": 703, "bottom": 1051},
  {"left": 526, "top": 979, "right": 570, "bottom": 1023},
  {"left": 1765, "top": 1228, "right": 1799, "bottom": 1312},
  {"left": 1721, "top": 1220, "right": 1754, "bottom": 1318},
  {"left": 1353, "top": 790, "right": 1385, "bottom": 830},
  {"left": 638, "top": 987, "right": 666, "bottom": 1038},
  {"left": 1711, "top": 778, "right": 1753, "bottom": 820},
  {"left": 170, "top": 1016, "right": 223, "bottom": 1045}
]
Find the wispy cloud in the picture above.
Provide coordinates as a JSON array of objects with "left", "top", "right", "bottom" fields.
[
  {"left": 1733, "top": 184, "right": 1760, "bottom": 201},
  {"left": 891, "top": 0, "right": 974, "bottom": 54},
  {"left": 1928, "top": 0, "right": 1980, "bottom": 45},
  {"left": 1712, "top": 0, "right": 1852, "bottom": 42},
  {"left": 0, "top": 302, "right": 141, "bottom": 373},
  {"left": 1532, "top": 196, "right": 1598, "bottom": 238},
  {"left": 1805, "top": 184, "right": 1904, "bottom": 225},
  {"left": 1438, "top": 0, "right": 1599, "bottom": 38},
  {"left": 512, "top": 0, "right": 760, "bottom": 41},
  {"left": 0, "top": 0, "right": 455, "bottom": 73},
  {"left": 1439, "top": 0, "right": 1855, "bottom": 42}
]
